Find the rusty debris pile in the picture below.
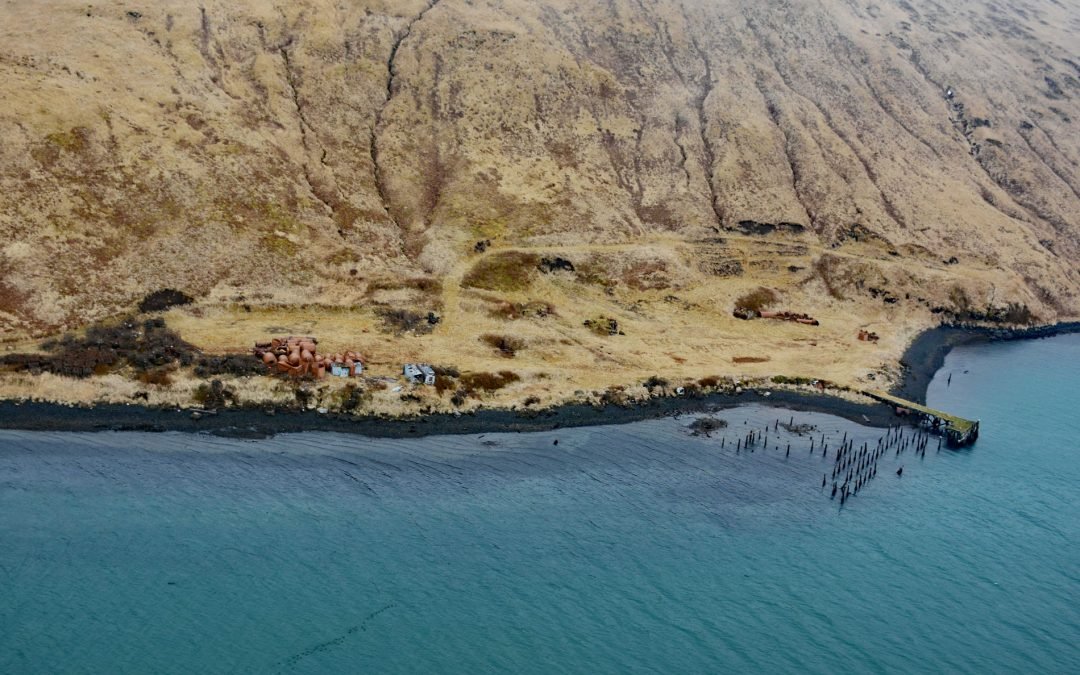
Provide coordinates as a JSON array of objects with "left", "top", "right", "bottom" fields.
[
  {"left": 252, "top": 336, "right": 363, "bottom": 379},
  {"left": 857, "top": 329, "right": 880, "bottom": 342},
  {"left": 734, "top": 308, "right": 820, "bottom": 326},
  {"left": 760, "top": 310, "right": 819, "bottom": 326}
]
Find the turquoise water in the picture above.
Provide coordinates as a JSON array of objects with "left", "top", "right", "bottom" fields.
[{"left": 2, "top": 334, "right": 1079, "bottom": 673}]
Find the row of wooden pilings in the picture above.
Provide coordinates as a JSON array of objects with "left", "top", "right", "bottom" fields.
[{"left": 712, "top": 415, "right": 946, "bottom": 508}]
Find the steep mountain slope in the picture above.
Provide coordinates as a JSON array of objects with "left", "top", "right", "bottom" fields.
[{"left": 1, "top": 0, "right": 1077, "bottom": 401}]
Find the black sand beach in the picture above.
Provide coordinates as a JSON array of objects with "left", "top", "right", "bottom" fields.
[
  {"left": 0, "top": 387, "right": 896, "bottom": 439},
  {"left": 2, "top": 321, "right": 1078, "bottom": 438},
  {"left": 892, "top": 321, "right": 1080, "bottom": 403}
]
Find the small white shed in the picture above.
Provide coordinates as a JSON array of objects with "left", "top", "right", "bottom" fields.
[
  {"left": 403, "top": 363, "right": 436, "bottom": 385},
  {"left": 331, "top": 362, "right": 363, "bottom": 377}
]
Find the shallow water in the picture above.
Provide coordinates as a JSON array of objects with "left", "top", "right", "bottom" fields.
[{"left": 1, "top": 334, "right": 1079, "bottom": 673}]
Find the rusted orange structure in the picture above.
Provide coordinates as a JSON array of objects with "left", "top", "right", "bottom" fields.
[
  {"left": 759, "top": 310, "right": 820, "bottom": 326},
  {"left": 252, "top": 336, "right": 363, "bottom": 379}
]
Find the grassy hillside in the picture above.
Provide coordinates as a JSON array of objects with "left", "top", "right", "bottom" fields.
[{"left": 0, "top": 0, "right": 1077, "bottom": 408}]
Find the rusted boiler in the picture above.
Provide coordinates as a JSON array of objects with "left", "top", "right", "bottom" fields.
[{"left": 252, "top": 336, "right": 363, "bottom": 379}]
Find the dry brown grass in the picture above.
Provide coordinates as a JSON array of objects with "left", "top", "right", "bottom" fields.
[
  {"left": 1, "top": 228, "right": 1059, "bottom": 416},
  {"left": 734, "top": 288, "right": 779, "bottom": 314},
  {"left": 459, "top": 370, "right": 521, "bottom": 395},
  {"left": 479, "top": 333, "right": 525, "bottom": 358},
  {"left": 732, "top": 356, "right": 770, "bottom": 364},
  {"left": 487, "top": 299, "right": 556, "bottom": 320},
  {"left": 1, "top": 0, "right": 1077, "bottom": 411},
  {"left": 137, "top": 367, "right": 175, "bottom": 387},
  {"left": 375, "top": 307, "right": 438, "bottom": 335},
  {"left": 366, "top": 277, "right": 443, "bottom": 299},
  {"left": 462, "top": 252, "right": 540, "bottom": 292}
]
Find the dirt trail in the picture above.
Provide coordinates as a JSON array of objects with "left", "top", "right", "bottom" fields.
[{"left": 431, "top": 229, "right": 961, "bottom": 351}]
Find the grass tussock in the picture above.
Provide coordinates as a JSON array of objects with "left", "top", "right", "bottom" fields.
[
  {"left": 459, "top": 370, "right": 520, "bottom": 393},
  {"left": 375, "top": 307, "right": 439, "bottom": 335},
  {"left": 621, "top": 259, "right": 670, "bottom": 291},
  {"left": 583, "top": 315, "right": 622, "bottom": 336},
  {"left": 771, "top": 375, "right": 817, "bottom": 386},
  {"left": 488, "top": 299, "right": 556, "bottom": 320},
  {"left": 480, "top": 334, "right": 525, "bottom": 358},
  {"left": 643, "top": 375, "right": 668, "bottom": 392},
  {"left": 434, "top": 374, "right": 457, "bottom": 395},
  {"left": 335, "top": 384, "right": 367, "bottom": 412},
  {"left": 192, "top": 379, "right": 235, "bottom": 408},
  {"left": 367, "top": 276, "right": 443, "bottom": 296},
  {"left": 137, "top": 366, "right": 175, "bottom": 387},
  {"left": 462, "top": 252, "right": 539, "bottom": 292},
  {"left": 734, "top": 288, "right": 779, "bottom": 314},
  {"left": 732, "top": 356, "right": 770, "bottom": 364}
]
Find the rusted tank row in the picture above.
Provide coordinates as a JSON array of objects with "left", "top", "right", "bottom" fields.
[
  {"left": 252, "top": 336, "right": 363, "bottom": 379},
  {"left": 759, "top": 310, "right": 820, "bottom": 325},
  {"left": 734, "top": 308, "right": 820, "bottom": 326}
]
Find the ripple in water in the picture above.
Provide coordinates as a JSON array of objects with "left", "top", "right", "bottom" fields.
[{"left": 1, "top": 334, "right": 1079, "bottom": 673}]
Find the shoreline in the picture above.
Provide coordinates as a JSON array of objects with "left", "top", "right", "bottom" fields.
[
  {"left": 2, "top": 320, "right": 1078, "bottom": 438},
  {"left": 0, "top": 387, "right": 897, "bottom": 439},
  {"left": 891, "top": 320, "right": 1080, "bottom": 404}
]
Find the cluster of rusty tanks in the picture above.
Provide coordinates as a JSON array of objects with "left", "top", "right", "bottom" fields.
[{"left": 252, "top": 336, "right": 363, "bottom": 378}]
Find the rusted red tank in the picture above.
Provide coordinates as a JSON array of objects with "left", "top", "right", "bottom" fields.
[{"left": 253, "top": 335, "right": 362, "bottom": 380}]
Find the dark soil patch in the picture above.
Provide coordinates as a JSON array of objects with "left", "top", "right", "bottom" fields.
[
  {"left": 138, "top": 289, "right": 194, "bottom": 313},
  {"left": 538, "top": 256, "right": 575, "bottom": 273}
]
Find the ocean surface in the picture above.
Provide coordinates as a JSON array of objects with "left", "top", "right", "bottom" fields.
[{"left": 2, "top": 334, "right": 1079, "bottom": 673}]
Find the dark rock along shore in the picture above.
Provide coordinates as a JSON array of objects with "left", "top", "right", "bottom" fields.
[
  {"left": 892, "top": 321, "right": 1080, "bottom": 404},
  {"left": 1, "top": 322, "right": 1078, "bottom": 439}
]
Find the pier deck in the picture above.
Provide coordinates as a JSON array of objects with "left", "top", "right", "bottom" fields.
[{"left": 863, "top": 390, "right": 980, "bottom": 446}]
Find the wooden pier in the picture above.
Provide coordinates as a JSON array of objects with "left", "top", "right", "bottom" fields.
[{"left": 863, "top": 390, "right": 980, "bottom": 447}]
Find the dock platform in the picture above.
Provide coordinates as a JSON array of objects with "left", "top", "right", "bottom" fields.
[{"left": 863, "top": 390, "right": 980, "bottom": 447}]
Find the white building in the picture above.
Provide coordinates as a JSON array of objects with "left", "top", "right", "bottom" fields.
[{"left": 403, "top": 363, "right": 436, "bottom": 385}]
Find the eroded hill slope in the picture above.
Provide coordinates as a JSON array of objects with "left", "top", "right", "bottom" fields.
[{"left": 1, "top": 0, "right": 1077, "bottom": 401}]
